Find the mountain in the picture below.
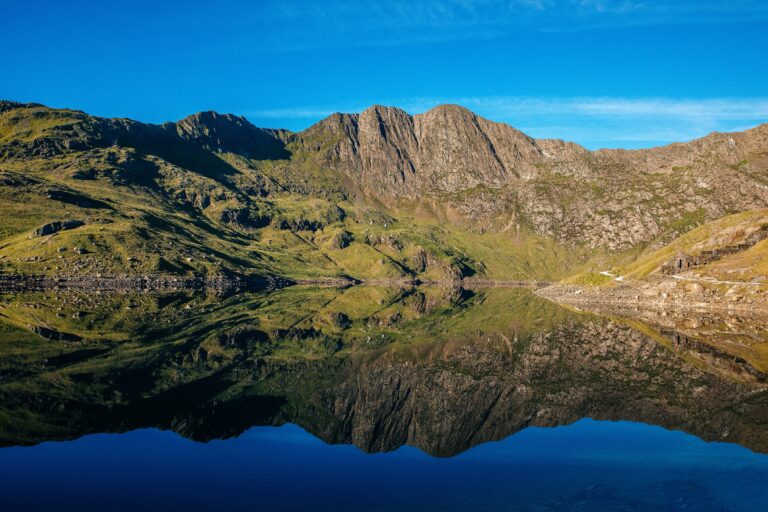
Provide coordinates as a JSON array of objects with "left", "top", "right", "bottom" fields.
[
  {"left": 293, "top": 103, "right": 768, "bottom": 248},
  {"left": 174, "top": 111, "right": 291, "bottom": 159},
  {"left": 1, "top": 99, "right": 767, "bottom": 283}
]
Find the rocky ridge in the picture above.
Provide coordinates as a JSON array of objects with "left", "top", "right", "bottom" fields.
[{"left": 291, "top": 104, "right": 768, "bottom": 249}]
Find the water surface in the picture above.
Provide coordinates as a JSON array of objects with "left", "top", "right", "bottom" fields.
[{"left": 1, "top": 286, "right": 767, "bottom": 510}]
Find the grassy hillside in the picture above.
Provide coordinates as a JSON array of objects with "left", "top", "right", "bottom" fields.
[
  {"left": 557, "top": 209, "right": 768, "bottom": 285},
  {"left": 617, "top": 209, "right": 768, "bottom": 280}
]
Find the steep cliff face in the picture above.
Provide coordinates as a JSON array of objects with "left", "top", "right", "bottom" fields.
[
  {"left": 290, "top": 104, "right": 554, "bottom": 197},
  {"left": 357, "top": 106, "right": 420, "bottom": 195},
  {"left": 289, "top": 104, "right": 768, "bottom": 249},
  {"left": 175, "top": 111, "right": 289, "bottom": 159}
]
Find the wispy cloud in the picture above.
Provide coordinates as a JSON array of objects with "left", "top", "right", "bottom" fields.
[
  {"left": 154, "top": 1, "right": 768, "bottom": 53},
  {"left": 247, "top": 107, "right": 346, "bottom": 119},
  {"left": 245, "top": 96, "right": 768, "bottom": 149},
  {"left": 247, "top": 96, "right": 768, "bottom": 120},
  {"left": 434, "top": 96, "right": 768, "bottom": 120}
]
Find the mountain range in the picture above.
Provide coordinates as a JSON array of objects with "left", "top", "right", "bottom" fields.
[{"left": 1, "top": 99, "right": 767, "bottom": 284}]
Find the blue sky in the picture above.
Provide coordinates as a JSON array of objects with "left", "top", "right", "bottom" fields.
[{"left": 2, "top": 0, "right": 768, "bottom": 148}]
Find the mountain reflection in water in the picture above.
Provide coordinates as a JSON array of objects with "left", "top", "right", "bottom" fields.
[
  {"left": 1, "top": 285, "right": 767, "bottom": 456},
  {"left": 3, "top": 285, "right": 768, "bottom": 510}
]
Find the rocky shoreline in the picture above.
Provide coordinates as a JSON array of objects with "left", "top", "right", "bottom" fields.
[
  {"left": 537, "top": 277, "right": 768, "bottom": 317},
  {"left": 0, "top": 272, "right": 554, "bottom": 294},
  {"left": 0, "top": 272, "right": 292, "bottom": 293}
]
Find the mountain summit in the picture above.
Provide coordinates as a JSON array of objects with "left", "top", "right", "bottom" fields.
[{"left": 174, "top": 111, "right": 290, "bottom": 160}]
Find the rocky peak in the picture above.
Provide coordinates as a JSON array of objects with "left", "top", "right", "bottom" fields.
[
  {"left": 289, "top": 112, "right": 360, "bottom": 166},
  {"left": 0, "top": 100, "right": 34, "bottom": 114},
  {"left": 176, "top": 111, "right": 249, "bottom": 136},
  {"left": 357, "top": 106, "right": 419, "bottom": 192},
  {"left": 414, "top": 104, "right": 537, "bottom": 190},
  {"left": 292, "top": 103, "right": 558, "bottom": 197},
  {"left": 174, "top": 110, "right": 288, "bottom": 160}
]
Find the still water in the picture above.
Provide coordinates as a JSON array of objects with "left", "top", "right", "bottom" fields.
[
  {"left": 2, "top": 420, "right": 768, "bottom": 511},
  {"left": 0, "top": 286, "right": 767, "bottom": 511}
]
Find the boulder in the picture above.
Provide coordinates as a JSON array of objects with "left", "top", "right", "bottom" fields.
[
  {"left": 29, "top": 220, "right": 85, "bottom": 238},
  {"left": 331, "top": 230, "right": 354, "bottom": 249}
]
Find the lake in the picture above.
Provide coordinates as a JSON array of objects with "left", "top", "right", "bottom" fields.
[{"left": 1, "top": 286, "right": 767, "bottom": 511}]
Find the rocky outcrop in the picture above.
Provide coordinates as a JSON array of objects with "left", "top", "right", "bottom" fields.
[
  {"left": 661, "top": 226, "right": 768, "bottom": 274},
  {"left": 29, "top": 219, "right": 84, "bottom": 238},
  {"left": 174, "top": 111, "right": 289, "bottom": 160}
]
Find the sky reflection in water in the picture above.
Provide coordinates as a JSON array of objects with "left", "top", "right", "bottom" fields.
[{"left": 2, "top": 419, "right": 768, "bottom": 512}]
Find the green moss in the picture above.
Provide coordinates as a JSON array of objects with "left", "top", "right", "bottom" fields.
[
  {"left": 561, "top": 272, "right": 613, "bottom": 286},
  {"left": 664, "top": 208, "right": 707, "bottom": 236}
]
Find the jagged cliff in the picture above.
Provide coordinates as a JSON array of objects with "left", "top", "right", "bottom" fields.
[{"left": 291, "top": 104, "right": 768, "bottom": 248}]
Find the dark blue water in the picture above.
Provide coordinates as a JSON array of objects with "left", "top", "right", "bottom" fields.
[{"left": 1, "top": 419, "right": 766, "bottom": 512}]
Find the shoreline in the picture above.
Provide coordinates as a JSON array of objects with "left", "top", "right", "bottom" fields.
[
  {"left": 0, "top": 272, "right": 552, "bottom": 293},
  {"left": 536, "top": 279, "right": 768, "bottom": 317},
  {"left": 0, "top": 273, "right": 289, "bottom": 293}
]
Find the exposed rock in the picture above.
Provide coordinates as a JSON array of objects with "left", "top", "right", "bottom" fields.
[
  {"left": 331, "top": 230, "right": 354, "bottom": 249},
  {"left": 537, "top": 279, "right": 768, "bottom": 317},
  {"left": 29, "top": 325, "right": 82, "bottom": 342},
  {"left": 174, "top": 111, "right": 290, "bottom": 160},
  {"left": 217, "top": 207, "right": 271, "bottom": 230},
  {"left": 29, "top": 220, "right": 85, "bottom": 238}
]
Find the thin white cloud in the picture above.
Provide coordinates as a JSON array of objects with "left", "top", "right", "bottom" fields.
[
  {"left": 455, "top": 96, "right": 768, "bottom": 120},
  {"left": 155, "top": 1, "right": 768, "bottom": 53},
  {"left": 247, "top": 96, "right": 768, "bottom": 121},
  {"left": 246, "top": 107, "right": 348, "bottom": 119},
  {"left": 245, "top": 96, "right": 768, "bottom": 149}
]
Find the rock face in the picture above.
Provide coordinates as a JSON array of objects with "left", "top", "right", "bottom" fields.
[
  {"left": 175, "top": 111, "right": 290, "bottom": 160},
  {"left": 294, "top": 104, "right": 557, "bottom": 196},
  {"left": 29, "top": 219, "right": 84, "bottom": 238},
  {"left": 290, "top": 104, "right": 768, "bottom": 249}
]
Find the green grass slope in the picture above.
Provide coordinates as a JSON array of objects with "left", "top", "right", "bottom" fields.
[{"left": 616, "top": 209, "right": 768, "bottom": 280}]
